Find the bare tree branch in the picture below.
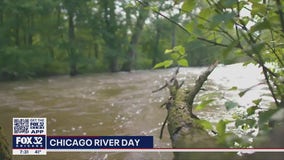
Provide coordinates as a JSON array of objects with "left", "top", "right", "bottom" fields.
[{"left": 186, "top": 61, "right": 218, "bottom": 108}]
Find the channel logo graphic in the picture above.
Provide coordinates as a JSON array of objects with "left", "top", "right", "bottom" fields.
[{"left": 13, "top": 118, "right": 47, "bottom": 155}]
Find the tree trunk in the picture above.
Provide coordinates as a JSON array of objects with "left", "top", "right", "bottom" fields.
[
  {"left": 100, "top": 0, "right": 120, "bottom": 72},
  {"left": 171, "top": 24, "right": 176, "bottom": 48},
  {"left": 152, "top": 23, "right": 161, "bottom": 67},
  {"left": 159, "top": 62, "right": 232, "bottom": 159},
  {"left": 15, "top": 14, "right": 20, "bottom": 46},
  {"left": 68, "top": 11, "right": 77, "bottom": 76},
  {"left": 121, "top": 8, "right": 148, "bottom": 71},
  {"left": 27, "top": 14, "right": 33, "bottom": 46}
]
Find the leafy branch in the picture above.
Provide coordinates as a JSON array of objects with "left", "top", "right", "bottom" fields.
[
  {"left": 135, "top": 0, "right": 231, "bottom": 48},
  {"left": 153, "top": 45, "right": 188, "bottom": 69}
]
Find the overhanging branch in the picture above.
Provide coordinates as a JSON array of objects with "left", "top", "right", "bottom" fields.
[{"left": 135, "top": 0, "right": 230, "bottom": 48}]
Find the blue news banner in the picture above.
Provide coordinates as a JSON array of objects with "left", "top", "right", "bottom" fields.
[
  {"left": 13, "top": 136, "right": 153, "bottom": 152},
  {"left": 12, "top": 117, "right": 153, "bottom": 155},
  {"left": 47, "top": 136, "right": 153, "bottom": 149}
]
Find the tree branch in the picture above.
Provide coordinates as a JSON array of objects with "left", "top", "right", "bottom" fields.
[
  {"left": 276, "top": 0, "right": 284, "bottom": 34},
  {"left": 186, "top": 61, "right": 218, "bottom": 108},
  {"left": 135, "top": 0, "right": 230, "bottom": 48}
]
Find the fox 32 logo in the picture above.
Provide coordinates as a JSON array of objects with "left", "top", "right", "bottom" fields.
[{"left": 13, "top": 135, "right": 46, "bottom": 149}]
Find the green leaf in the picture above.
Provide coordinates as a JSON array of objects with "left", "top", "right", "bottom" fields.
[
  {"left": 235, "top": 119, "right": 256, "bottom": 128},
  {"left": 196, "top": 119, "right": 213, "bottom": 130},
  {"left": 199, "top": 8, "right": 211, "bottom": 20},
  {"left": 150, "top": 6, "right": 159, "bottom": 12},
  {"left": 173, "top": 45, "right": 185, "bottom": 55},
  {"left": 185, "top": 21, "right": 194, "bottom": 33},
  {"left": 153, "top": 62, "right": 165, "bottom": 69},
  {"left": 235, "top": 119, "right": 244, "bottom": 127},
  {"left": 250, "top": 42, "right": 266, "bottom": 55},
  {"left": 198, "top": 8, "right": 212, "bottom": 26},
  {"left": 210, "top": 12, "right": 235, "bottom": 29},
  {"left": 225, "top": 101, "right": 238, "bottom": 110},
  {"left": 239, "top": 91, "right": 246, "bottom": 97},
  {"left": 252, "top": 98, "right": 262, "bottom": 105},
  {"left": 164, "top": 60, "right": 173, "bottom": 68},
  {"left": 196, "top": 99, "right": 214, "bottom": 110},
  {"left": 177, "top": 59, "right": 189, "bottom": 67},
  {"left": 229, "top": 86, "right": 238, "bottom": 90},
  {"left": 170, "top": 53, "right": 180, "bottom": 60},
  {"left": 246, "top": 119, "right": 256, "bottom": 128},
  {"left": 240, "top": 16, "right": 250, "bottom": 26},
  {"left": 165, "top": 49, "right": 173, "bottom": 54},
  {"left": 251, "top": 2, "right": 266, "bottom": 17},
  {"left": 247, "top": 106, "right": 258, "bottom": 116},
  {"left": 221, "top": 0, "right": 237, "bottom": 8},
  {"left": 153, "top": 60, "right": 173, "bottom": 69},
  {"left": 242, "top": 61, "right": 252, "bottom": 66},
  {"left": 222, "top": 40, "right": 239, "bottom": 58},
  {"left": 182, "top": 0, "right": 195, "bottom": 12},
  {"left": 216, "top": 120, "right": 229, "bottom": 136},
  {"left": 258, "top": 109, "right": 278, "bottom": 125},
  {"left": 250, "top": 19, "right": 271, "bottom": 33},
  {"left": 185, "top": 21, "right": 204, "bottom": 37}
]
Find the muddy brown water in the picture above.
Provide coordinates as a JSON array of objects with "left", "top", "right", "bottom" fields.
[{"left": 0, "top": 64, "right": 269, "bottom": 160}]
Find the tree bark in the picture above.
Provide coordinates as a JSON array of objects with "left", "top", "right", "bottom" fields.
[
  {"left": 15, "top": 14, "right": 20, "bottom": 46},
  {"left": 121, "top": 8, "right": 148, "bottom": 71},
  {"left": 152, "top": 19, "right": 161, "bottom": 67},
  {"left": 171, "top": 23, "right": 176, "bottom": 48},
  {"left": 160, "top": 62, "right": 232, "bottom": 159},
  {"left": 68, "top": 11, "right": 77, "bottom": 76},
  {"left": 100, "top": 0, "right": 119, "bottom": 72},
  {"left": 27, "top": 14, "right": 33, "bottom": 46}
]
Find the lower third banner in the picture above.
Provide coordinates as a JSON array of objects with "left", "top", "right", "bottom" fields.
[{"left": 47, "top": 136, "right": 154, "bottom": 150}]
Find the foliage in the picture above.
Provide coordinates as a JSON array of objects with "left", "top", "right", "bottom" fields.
[
  {"left": 152, "top": 0, "right": 284, "bottom": 149},
  {"left": 153, "top": 45, "right": 189, "bottom": 68},
  {"left": 0, "top": 0, "right": 241, "bottom": 80}
]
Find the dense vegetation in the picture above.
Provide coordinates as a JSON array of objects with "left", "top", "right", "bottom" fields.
[
  {"left": 152, "top": 0, "right": 284, "bottom": 151},
  {"left": 0, "top": 0, "right": 241, "bottom": 80}
]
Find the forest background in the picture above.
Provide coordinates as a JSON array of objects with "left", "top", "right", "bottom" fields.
[{"left": 0, "top": 0, "right": 247, "bottom": 80}]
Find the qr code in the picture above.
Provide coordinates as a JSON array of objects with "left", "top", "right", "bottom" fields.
[
  {"left": 13, "top": 118, "right": 46, "bottom": 135},
  {"left": 13, "top": 118, "right": 29, "bottom": 134}
]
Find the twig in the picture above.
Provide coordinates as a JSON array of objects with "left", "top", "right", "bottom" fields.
[
  {"left": 159, "top": 113, "right": 169, "bottom": 139},
  {"left": 152, "top": 67, "right": 180, "bottom": 93},
  {"left": 152, "top": 83, "right": 167, "bottom": 93}
]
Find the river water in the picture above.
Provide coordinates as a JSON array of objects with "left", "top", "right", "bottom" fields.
[{"left": 0, "top": 63, "right": 271, "bottom": 160}]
